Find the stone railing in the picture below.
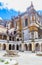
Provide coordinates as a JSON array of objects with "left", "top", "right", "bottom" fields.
[
  {"left": 0, "top": 39, "right": 21, "bottom": 44},
  {"left": 0, "top": 39, "right": 42, "bottom": 44}
]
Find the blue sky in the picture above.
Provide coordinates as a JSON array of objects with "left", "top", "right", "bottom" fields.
[
  {"left": 0, "top": 7, "right": 18, "bottom": 20},
  {"left": 0, "top": 0, "right": 42, "bottom": 20},
  {"left": 0, "top": 2, "right": 18, "bottom": 20}
]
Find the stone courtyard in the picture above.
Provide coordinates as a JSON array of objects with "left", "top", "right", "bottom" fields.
[{"left": 0, "top": 51, "right": 42, "bottom": 65}]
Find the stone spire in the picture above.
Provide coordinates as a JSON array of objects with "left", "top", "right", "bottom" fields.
[
  {"left": 27, "top": 1, "right": 34, "bottom": 12},
  {"left": 31, "top": 1, "right": 34, "bottom": 8}
]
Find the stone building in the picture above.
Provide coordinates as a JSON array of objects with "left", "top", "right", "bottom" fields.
[{"left": 0, "top": 2, "right": 42, "bottom": 52}]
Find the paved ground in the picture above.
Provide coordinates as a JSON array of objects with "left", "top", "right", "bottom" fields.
[{"left": 0, "top": 51, "right": 42, "bottom": 65}]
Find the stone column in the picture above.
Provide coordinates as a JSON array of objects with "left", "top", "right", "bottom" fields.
[
  {"left": 21, "top": 43, "right": 24, "bottom": 52},
  {"left": 28, "top": 44, "right": 29, "bottom": 51},
  {"left": 7, "top": 35, "right": 9, "bottom": 43},
  {"left": 40, "top": 43, "right": 41, "bottom": 52},
  {"left": 34, "top": 31, "right": 38, "bottom": 39},
  {"left": 6, "top": 44, "right": 9, "bottom": 50},
  {"left": 15, "top": 44, "right": 16, "bottom": 50},
  {"left": 32, "top": 42, "right": 35, "bottom": 53},
  {"left": 19, "top": 44, "right": 20, "bottom": 51},
  {"left": 0, "top": 44, "right": 1, "bottom": 50},
  {"left": 1, "top": 44, "right": 3, "bottom": 50}
]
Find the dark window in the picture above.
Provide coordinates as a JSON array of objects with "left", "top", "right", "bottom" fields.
[
  {"left": 3, "top": 35, "right": 7, "bottom": 40},
  {"left": 9, "top": 44, "right": 11, "bottom": 50},
  {"left": 14, "top": 31, "right": 16, "bottom": 34},
  {"left": 25, "top": 19, "right": 28, "bottom": 26},
  {"left": 39, "top": 35, "right": 41, "bottom": 38},
  {"left": 17, "top": 38, "right": 19, "bottom": 41},
  {"left": 19, "top": 34, "right": 21, "bottom": 37},
  {"left": 9, "top": 36, "right": 11, "bottom": 41}
]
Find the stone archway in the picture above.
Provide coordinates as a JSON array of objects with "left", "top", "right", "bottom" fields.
[
  {"left": 3, "top": 44, "right": 6, "bottom": 50},
  {"left": 16, "top": 44, "right": 19, "bottom": 50},
  {"left": 24, "top": 44, "right": 28, "bottom": 51},
  {"left": 12, "top": 45, "right": 15, "bottom": 50},
  {"left": 35, "top": 43, "right": 40, "bottom": 51},
  {"left": 29, "top": 44, "right": 32, "bottom": 51},
  {"left": 9, "top": 44, "right": 11, "bottom": 50}
]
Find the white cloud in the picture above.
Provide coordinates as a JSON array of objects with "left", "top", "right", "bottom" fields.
[{"left": 0, "top": 0, "right": 42, "bottom": 12}]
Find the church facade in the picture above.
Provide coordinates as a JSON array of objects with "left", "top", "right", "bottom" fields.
[{"left": 0, "top": 2, "right": 42, "bottom": 52}]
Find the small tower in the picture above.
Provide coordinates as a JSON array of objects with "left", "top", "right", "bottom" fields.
[{"left": 27, "top": 1, "right": 34, "bottom": 12}]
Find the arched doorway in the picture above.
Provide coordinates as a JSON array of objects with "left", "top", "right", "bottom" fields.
[
  {"left": 35, "top": 43, "right": 40, "bottom": 51},
  {"left": 24, "top": 44, "right": 28, "bottom": 51},
  {"left": 29, "top": 44, "right": 32, "bottom": 51},
  {"left": 16, "top": 44, "right": 19, "bottom": 50},
  {"left": 9, "top": 44, "right": 11, "bottom": 50},
  {"left": 12, "top": 45, "right": 15, "bottom": 50},
  {"left": 3, "top": 44, "right": 6, "bottom": 50}
]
